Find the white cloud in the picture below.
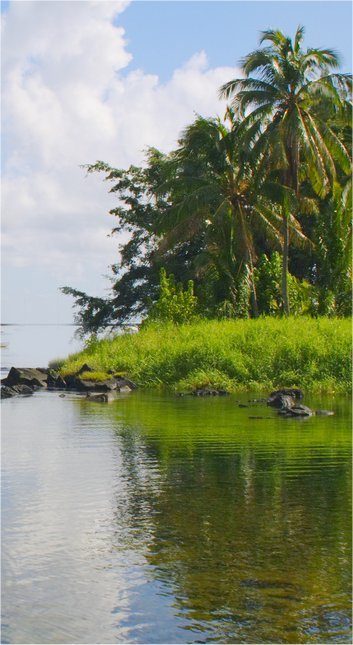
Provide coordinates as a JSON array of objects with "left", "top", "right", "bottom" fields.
[{"left": 2, "top": 0, "right": 240, "bottom": 313}]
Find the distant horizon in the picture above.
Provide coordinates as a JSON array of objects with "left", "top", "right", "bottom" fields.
[{"left": 0, "top": 322, "right": 79, "bottom": 327}]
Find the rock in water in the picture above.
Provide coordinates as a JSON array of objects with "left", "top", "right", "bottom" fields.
[
  {"left": 2, "top": 367, "right": 48, "bottom": 388},
  {"left": 1, "top": 384, "right": 34, "bottom": 398},
  {"left": 1, "top": 385, "right": 17, "bottom": 398},
  {"left": 270, "top": 388, "right": 303, "bottom": 400},
  {"left": 285, "top": 405, "right": 313, "bottom": 417},
  {"left": 267, "top": 393, "right": 296, "bottom": 410},
  {"left": 86, "top": 392, "right": 118, "bottom": 403}
]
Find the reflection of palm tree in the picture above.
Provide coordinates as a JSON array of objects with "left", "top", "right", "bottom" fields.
[{"left": 220, "top": 27, "right": 352, "bottom": 314}]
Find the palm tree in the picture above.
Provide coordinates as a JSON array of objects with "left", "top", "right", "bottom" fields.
[
  {"left": 155, "top": 114, "right": 292, "bottom": 317},
  {"left": 220, "top": 26, "right": 352, "bottom": 314}
]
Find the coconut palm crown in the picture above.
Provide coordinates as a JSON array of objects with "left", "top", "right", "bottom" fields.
[{"left": 220, "top": 26, "right": 352, "bottom": 314}]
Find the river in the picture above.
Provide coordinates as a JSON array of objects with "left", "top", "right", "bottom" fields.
[
  {"left": 1, "top": 327, "right": 352, "bottom": 643},
  {"left": 2, "top": 390, "right": 351, "bottom": 644}
]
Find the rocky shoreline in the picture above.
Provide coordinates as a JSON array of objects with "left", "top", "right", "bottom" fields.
[
  {"left": 1, "top": 365, "right": 137, "bottom": 400},
  {"left": 1, "top": 368, "right": 334, "bottom": 417}
]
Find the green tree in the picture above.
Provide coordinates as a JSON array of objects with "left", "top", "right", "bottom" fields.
[
  {"left": 155, "top": 114, "right": 289, "bottom": 317},
  {"left": 62, "top": 154, "right": 206, "bottom": 333},
  {"left": 314, "top": 178, "right": 352, "bottom": 314},
  {"left": 147, "top": 268, "right": 198, "bottom": 324},
  {"left": 220, "top": 26, "right": 352, "bottom": 314}
]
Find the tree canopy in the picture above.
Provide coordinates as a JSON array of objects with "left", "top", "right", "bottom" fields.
[{"left": 62, "top": 27, "right": 352, "bottom": 335}]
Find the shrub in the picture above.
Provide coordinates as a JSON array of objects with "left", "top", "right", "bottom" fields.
[{"left": 146, "top": 268, "right": 198, "bottom": 324}]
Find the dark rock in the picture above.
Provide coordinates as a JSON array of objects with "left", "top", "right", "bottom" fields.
[
  {"left": 47, "top": 374, "right": 67, "bottom": 389},
  {"left": 52, "top": 372, "right": 137, "bottom": 393},
  {"left": 2, "top": 367, "right": 48, "bottom": 388},
  {"left": 76, "top": 363, "right": 95, "bottom": 375},
  {"left": 270, "top": 388, "right": 303, "bottom": 400},
  {"left": 118, "top": 385, "right": 133, "bottom": 393},
  {"left": 1, "top": 383, "right": 34, "bottom": 398},
  {"left": 86, "top": 391, "right": 118, "bottom": 403},
  {"left": 63, "top": 374, "right": 81, "bottom": 389},
  {"left": 267, "top": 393, "right": 296, "bottom": 409},
  {"left": 77, "top": 378, "right": 119, "bottom": 392},
  {"left": 315, "top": 409, "right": 335, "bottom": 416},
  {"left": 1, "top": 366, "right": 138, "bottom": 397},
  {"left": 115, "top": 377, "right": 137, "bottom": 390},
  {"left": 285, "top": 405, "right": 313, "bottom": 417},
  {"left": 11, "top": 384, "right": 34, "bottom": 396},
  {"left": 1, "top": 385, "right": 17, "bottom": 398}
]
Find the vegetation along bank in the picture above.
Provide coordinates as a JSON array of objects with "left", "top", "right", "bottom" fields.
[
  {"left": 56, "top": 28, "right": 351, "bottom": 396},
  {"left": 57, "top": 317, "right": 352, "bottom": 394}
]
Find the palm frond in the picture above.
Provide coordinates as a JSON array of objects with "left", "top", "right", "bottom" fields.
[{"left": 294, "top": 25, "right": 305, "bottom": 54}]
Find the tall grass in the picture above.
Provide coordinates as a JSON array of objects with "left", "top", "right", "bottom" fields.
[{"left": 60, "top": 317, "right": 352, "bottom": 393}]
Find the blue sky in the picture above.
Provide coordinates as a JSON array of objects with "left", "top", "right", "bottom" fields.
[
  {"left": 1, "top": 1, "right": 352, "bottom": 325},
  {"left": 119, "top": 1, "right": 352, "bottom": 80}
]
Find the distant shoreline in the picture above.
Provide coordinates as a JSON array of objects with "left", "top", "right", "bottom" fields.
[{"left": 1, "top": 323, "right": 79, "bottom": 327}]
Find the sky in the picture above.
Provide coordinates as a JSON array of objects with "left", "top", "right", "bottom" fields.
[{"left": 1, "top": 0, "right": 352, "bottom": 325}]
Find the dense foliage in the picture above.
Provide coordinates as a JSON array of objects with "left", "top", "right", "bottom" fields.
[{"left": 62, "top": 27, "right": 352, "bottom": 334}]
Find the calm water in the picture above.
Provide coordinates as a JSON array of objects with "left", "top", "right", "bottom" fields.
[
  {"left": 1, "top": 389, "right": 351, "bottom": 644},
  {"left": 1, "top": 324, "right": 83, "bottom": 369}
]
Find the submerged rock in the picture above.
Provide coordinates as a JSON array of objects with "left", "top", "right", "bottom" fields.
[{"left": 86, "top": 391, "right": 119, "bottom": 403}]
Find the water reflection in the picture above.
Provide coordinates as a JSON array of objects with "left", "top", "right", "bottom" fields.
[{"left": 2, "top": 391, "right": 351, "bottom": 643}]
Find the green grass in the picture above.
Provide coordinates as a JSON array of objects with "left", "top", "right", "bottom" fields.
[
  {"left": 75, "top": 370, "right": 111, "bottom": 382},
  {"left": 59, "top": 317, "right": 352, "bottom": 393}
]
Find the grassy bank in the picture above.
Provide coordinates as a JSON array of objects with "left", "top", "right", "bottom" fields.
[{"left": 59, "top": 317, "right": 352, "bottom": 393}]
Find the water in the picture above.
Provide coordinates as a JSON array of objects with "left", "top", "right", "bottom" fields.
[
  {"left": 1, "top": 324, "right": 83, "bottom": 369},
  {"left": 1, "top": 389, "right": 351, "bottom": 644}
]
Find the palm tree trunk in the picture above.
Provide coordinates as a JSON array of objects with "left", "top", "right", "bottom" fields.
[
  {"left": 282, "top": 212, "right": 290, "bottom": 316},
  {"left": 237, "top": 202, "right": 259, "bottom": 317},
  {"left": 281, "top": 143, "right": 298, "bottom": 317},
  {"left": 248, "top": 254, "right": 259, "bottom": 318}
]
